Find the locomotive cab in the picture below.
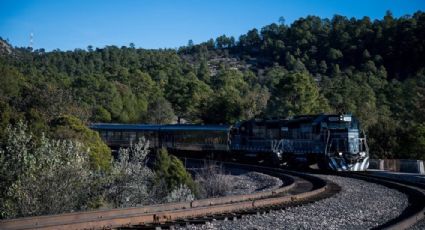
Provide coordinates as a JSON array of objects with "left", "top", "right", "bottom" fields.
[
  {"left": 321, "top": 114, "right": 369, "bottom": 170},
  {"left": 230, "top": 114, "right": 370, "bottom": 171}
]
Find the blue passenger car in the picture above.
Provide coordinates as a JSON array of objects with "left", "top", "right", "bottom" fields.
[
  {"left": 90, "top": 123, "right": 230, "bottom": 153},
  {"left": 89, "top": 123, "right": 162, "bottom": 149}
]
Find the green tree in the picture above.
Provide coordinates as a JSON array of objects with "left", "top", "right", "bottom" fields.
[
  {"left": 154, "top": 148, "right": 197, "bottom": 196},
  {"left": 200, "top": 87, "right": 244, "bottom": 124},
  {"left": 49, "top": 115, "right": 112, "bottom": 171},
  {"left": 215, "top": 35, "right": 235, "bottom": 48},
  {"left": 201, "top": 68, "right": 251, "bottom": 123},
  {"left": 146, "top": 97, "right": 175, "bottom": 124},
  {"left": 268, "top": 72, "right": 329, "bottom": 117},
  {"left": 367, "top": 117, "right": 401, "bottom": 158},
  {"left": 327, "top": 48, "right": 343, "bottom": 61},
  {"left": 166, "top": 71, "right": 212, "bottom": 121},
  {"left": 398, "top": 124, "right": 425, "bottom": 161},
  {"left": 0, "top": 64, "right": 23, "bottom": 101},
  {"left": 0, "top": 101, "right": 13, "bottom": 140},
  {"left": 92, "top": 106, "right": 112, "bottom": 122},
  {"left": 322, "top": 73, "right": 378, "bottom": 129}
]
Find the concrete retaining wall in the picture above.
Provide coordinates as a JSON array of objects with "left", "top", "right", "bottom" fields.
[{"left": 368, "top": 159, "right": 425, "bottom": 174}]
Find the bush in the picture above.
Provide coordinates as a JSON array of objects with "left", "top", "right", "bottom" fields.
[
  {"left": 166, "top": 184, "right": 195, "bottom": 203},
  {"left": 0, "top": 123, "right": 203, "bottom": 218},
  {"left": 195, "top": 161, "right": 232, "bottom": 198},
  {"left": 154, "top": 148, "right": 198, "bottom": 197},
  {"left": 0, "top": 122, "right": 96, "bottom": 218},
  {"left": 50, "top": 115, "right": 112, "bottom": 171},
  {"left": 107, "top": 138, "right": 154, "bottom": 208}
]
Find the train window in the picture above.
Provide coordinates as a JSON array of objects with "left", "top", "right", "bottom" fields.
[
  {"left": 300, "top": 125, "right": 312, "bottom": 139},
  {"left": 111, "top": 131, "right": 121, "bottom": 139},
  {"left": 312, "top": 125, "right": 320, "bottom": 134},
  {"left": 300, "top": 125, "right": 312, "bottom": 133},
  {"left": 291, "top": 129, "right": 299, "bottom": 139},
  {"left": 240, "top": 125, "right": 247, "bottom": 134},
  {"left": 267, "top": 128, "right": 280, "bottom": 139},
  {"left": 100, "top": 131, "right": 108, "bottom": 139},
  {"left": 252, "top": 125, "right": 266, "bottom": 138},
  {"left": 122, "top": 132, "right": 129, "bottom": 140},
  {"left": 129, "top": 132, "right": 136, "bottom": 141},
  {"left": 327, "top": 122, "right": 350, "bottom": 129},
  {"left": 282, "top": 128, "right": 290, "bottom": 139},
  {"left": 350, "top": 119, "right": 359, "bottom": 129}
]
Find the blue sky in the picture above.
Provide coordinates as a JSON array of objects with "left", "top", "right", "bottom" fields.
[{"left": 1, "top": 0, "right": 424, "bottom": 51}]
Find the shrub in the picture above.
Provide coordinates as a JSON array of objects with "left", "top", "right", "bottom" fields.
[
  {"left": 195, "top": 161, "right": 232, "bottom": 198},
  {"left": 166, "top": 184, "right": 195, "bottom": 203},
  {"left": 49, "top": 115, "right": 112, "bottom": 171},
  {"left": 154, "top": 148, "right": 198, "bottom": 197},
  {"left": 0, "top": 122, "right": 95, "bottom": 218},
  {"left": 107, "top": 138, "right": 154, "bottom": 208}
]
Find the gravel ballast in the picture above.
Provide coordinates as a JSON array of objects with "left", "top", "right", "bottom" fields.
[
  {"left": 180, "top": 175, "right": 409, "bottom": 230},
  {"left": 223, "top": 171, "right": 283, "bottom": 196},
  {"left": 409, "top": 219, "right": 425, "bottom": 230}
]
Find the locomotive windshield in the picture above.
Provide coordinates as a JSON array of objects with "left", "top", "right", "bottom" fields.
[{"left": 325, "top": 116, "right": 359, "bottom": 130}]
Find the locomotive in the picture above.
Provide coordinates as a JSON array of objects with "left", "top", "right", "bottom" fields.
[{"left": 90, "top": 114, "right": 369, "bottom": 171}]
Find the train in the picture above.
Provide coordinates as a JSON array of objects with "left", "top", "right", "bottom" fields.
[{"left": 90, "top": 114, "right": 369, "bottom": 171}]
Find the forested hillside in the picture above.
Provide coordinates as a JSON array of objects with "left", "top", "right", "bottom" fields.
[{"left": 0, "top": 11, "right": 424, "bottom": 160}]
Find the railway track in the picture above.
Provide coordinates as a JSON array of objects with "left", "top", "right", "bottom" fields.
[
  {"left": 2, "top": 160, "right": 423, "bottom": 230},
  {"left": 0, "top": 162, "right": 336, "bottom": 230},
  {"left": 163, "top": 167, "right": 425, "bottom": 230},
  {"left": 138, "top": 161, "right": 425, "bottom": 230},
  {"left": 338, "top": 171, "right": 425, "bottom": 230}
]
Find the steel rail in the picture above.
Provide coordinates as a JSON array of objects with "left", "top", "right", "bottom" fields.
[
  {"left": 0, "top": 162, "right": 332, "bottom": 230},
  {"left": 339, "top": 171, "right": 425, "bottom": 230}
]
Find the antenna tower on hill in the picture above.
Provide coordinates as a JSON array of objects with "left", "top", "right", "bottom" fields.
[{"left": 29, "top": 32, "right": 34, "bottom": 49}]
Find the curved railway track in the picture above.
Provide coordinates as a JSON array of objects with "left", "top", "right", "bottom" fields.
[
  {"left": 338, "top": 171, "right": 425, "bottom": 230},
  {"left": 0, "top": 162, "right": 336, "bottom": 230},
  {"left": 1, "top": 160, "right": 424, "bottom": 230}
]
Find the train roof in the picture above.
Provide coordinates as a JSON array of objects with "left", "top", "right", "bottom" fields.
[
  {"left": 90, "top": 123, "right": 162, "bottom": 131},
  {"left": 290, "top": 114, "right": 328, "bottom": 125},
  {"left": 90, "top": 114, "right": 356, "bottom": 132},
  {"left": 240, "top": 114, "right": 355, "bottom": 127},
  {"left": 160, "top": 124, "right": 230, "bottom": 131},
  {"left": 90, "top": 123, "right": 230, "bottom": 132}
]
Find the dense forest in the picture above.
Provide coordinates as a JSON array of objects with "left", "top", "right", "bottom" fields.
[{"left": 1, "top": 10, "right": 424, "bottom": 163}]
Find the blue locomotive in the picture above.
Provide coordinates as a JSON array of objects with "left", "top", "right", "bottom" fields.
[{"left": 90, "top": 114, "right": 369, "bottom": 171}]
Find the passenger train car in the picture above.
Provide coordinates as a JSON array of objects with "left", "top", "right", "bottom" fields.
[
  {"left": 89, "top": 123, "right": 230, "bottom": 153},
  {"left": 90, "top": 114, "right": 369, "bottom": 171}
]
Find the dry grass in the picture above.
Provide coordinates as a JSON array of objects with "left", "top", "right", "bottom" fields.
[{"left": 194, "top": 160, "right": 233, "bottom": 198}]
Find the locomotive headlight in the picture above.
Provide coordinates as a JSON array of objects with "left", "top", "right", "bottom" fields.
[
  {"left": 338, "top": 152, "right": 343, "bottom": 156},
  {"left": 276, "top": 151, "right": 283, "bottom": 160}
]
